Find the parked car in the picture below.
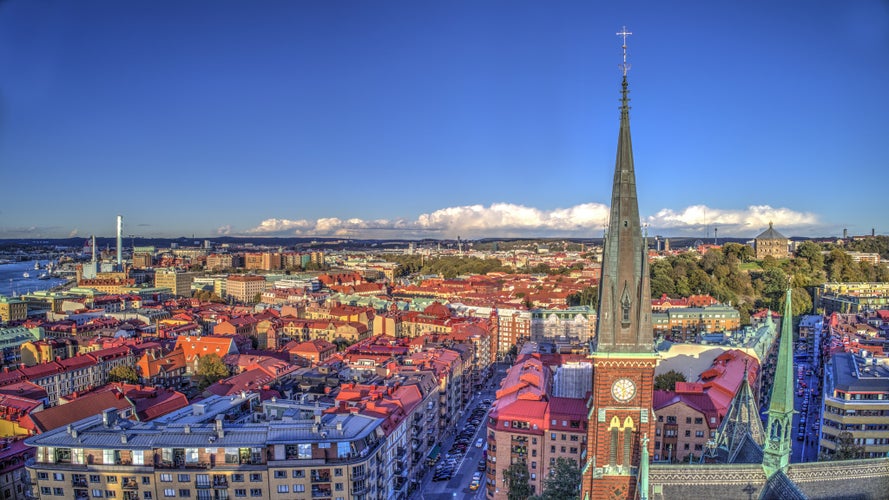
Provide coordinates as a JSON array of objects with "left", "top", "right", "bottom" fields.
[{"left": 476, "top": 438, "right": 484, "bottom": 448}]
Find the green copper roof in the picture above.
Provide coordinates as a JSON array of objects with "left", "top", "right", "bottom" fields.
[
  {"left": 769, "top": 290, "right": 796, "bottom": 415},
  {"left": 594, "top": 74, "right": 653, "bottom": 355},
  {"left": 762, "top": 288, "right": 795, "bottom": 477}
]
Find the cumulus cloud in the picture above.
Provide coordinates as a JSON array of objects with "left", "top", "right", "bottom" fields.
[
  {"left": 645, "top": 204, "right": 819, "bottom": 235},
  {"left": 69, "top": 228, "right": 78, "bottom": 238},
  {"left": 241, "top": 203, "right": 821, "bottom": 239},
  {"left": 216, "top": 225, "right": 232, "bottom": 236}
]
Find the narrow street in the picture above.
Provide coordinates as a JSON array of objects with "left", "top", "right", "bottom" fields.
[{"left": 413, "top": 364, "right": 507, "bottom": 500}]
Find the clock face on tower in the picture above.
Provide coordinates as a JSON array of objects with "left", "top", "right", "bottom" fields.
[{"left": 611, "top": 378, "right": 636, "bottom": 402}]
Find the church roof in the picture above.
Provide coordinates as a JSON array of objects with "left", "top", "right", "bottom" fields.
[
  {"left": 759, "top": 470, "right": 807, "bottom": 500},
  {"left": 755, "top": 222, "right": 787, "bottom": 241},
  {"left": 714, "top": 362, "right": 765, "bottom": 464}
]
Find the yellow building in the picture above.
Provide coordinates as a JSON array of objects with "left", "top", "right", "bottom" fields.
[
  {"left": 154, "top": 269, "right": 199, "bottom": 297},
  {"left": 0, "top": 296, "right": 27, "bottom": 323}
]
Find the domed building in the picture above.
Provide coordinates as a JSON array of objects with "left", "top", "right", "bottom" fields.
[{"left": 754, "top": 222, "right": 790, "bottom": 259}]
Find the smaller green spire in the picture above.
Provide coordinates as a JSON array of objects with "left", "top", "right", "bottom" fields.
[
  {"left": 638, "top": 434, "right": 649, "bottom": 500},
  {"left": 762, "top": 289, "right": 795, "bottom": 477}
]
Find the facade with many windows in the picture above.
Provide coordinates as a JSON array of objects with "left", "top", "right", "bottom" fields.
[
  {"left": 820, "top": 352, "right": 889, "bottom": 459},
  {"left": 25, "top": 394, "right": 389, "bottom": 500}
]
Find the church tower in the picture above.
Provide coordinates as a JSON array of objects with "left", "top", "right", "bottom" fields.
[
  {"left": 762, "top": 288, "right": 795, "bottom": 476},
  {"left": 582, "top": 27, "right": 657, "bottom": 500}
]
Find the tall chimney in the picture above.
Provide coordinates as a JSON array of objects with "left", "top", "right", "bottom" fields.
[
  {"left": 91, "top": 235, "right": 97, "bottom": 263},
  {"left": 116, "top": 215, "right": 123, "bottom": 267}
]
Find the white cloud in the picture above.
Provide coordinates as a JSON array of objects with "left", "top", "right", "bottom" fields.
[
  {"left": 216, "top": 225, "right": 232, "bottom": 236},
  {"left": 68, "top": 228, "right": 79, "bottom": 238},
  {"left": 241, "top": 203, "right": 821, "bottom": 239},
  {"left": 645, "top": 204, "right": 819, "bottom": 235}
]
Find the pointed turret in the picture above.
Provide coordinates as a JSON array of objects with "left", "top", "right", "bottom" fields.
[
  {"left": 763, "top": 289, "right": 795, "bottom": 477},
  {"left": 715, "top": 359, "right": 766, "bottom": 463},
  {"left": 594, "top": 70, "right": 653, "bottom": 354}
]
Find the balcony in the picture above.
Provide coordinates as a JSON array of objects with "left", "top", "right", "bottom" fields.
[
  {"left": 311, "top": 474, "right": 332, "bottom": 484},
  {"left": 311, "top": 487, "right": 332, "bottom": 499},
  {"left": 74, "top": 490, "right": 89, "bottom": 500},
  {"left": 212, "top": 476, "right": 228, "bottom": 488},
  {"left": 195, "top": 479, "right": 211, "bottom": 489},
  {"left": 351, "top": 483, "right": 367, "bottom": 495},
  {"left": 122, "top": 478, "right": 139, "bottom": 490},
  {"left": 71, "top": 477, "right": 88, "bottom": 488}
]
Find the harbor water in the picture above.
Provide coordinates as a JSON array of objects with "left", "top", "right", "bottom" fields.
[{"left": 0, "top": 260, "right": 69, "bottom": 297}]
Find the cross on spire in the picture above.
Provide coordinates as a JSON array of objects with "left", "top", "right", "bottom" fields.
[{"left": 617, "top": 25, "right": 632, "bottom": 76}]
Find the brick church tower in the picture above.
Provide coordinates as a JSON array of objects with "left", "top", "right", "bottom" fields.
[{"left": 581, "top": 27, "right": 657, "bottom": 500}]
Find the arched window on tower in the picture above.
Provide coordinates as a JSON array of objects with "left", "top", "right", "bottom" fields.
[
  {"left": 622, "top": 416, "right": 635, "bottom": 468},
  {"left": 609, "top": 416, "right": 621, "bottom": 467},
  {"left": 621, "top": 287, "right": 631, "bottom": 326}
]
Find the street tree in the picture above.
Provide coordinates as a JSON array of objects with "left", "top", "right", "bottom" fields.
[
  {"left": 536, "top": 457, "right": 581, "bottom": 500},
  {"left": 503, "top": 462, "right": 533, "bottom": 500}
]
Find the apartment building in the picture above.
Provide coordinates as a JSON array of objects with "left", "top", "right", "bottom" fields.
[
  {"left": 820, "top": 352, "right": 889, "bottom": 458},
  {"left": 0, "top": 296, "right": 27, "bottom": 323},
  {"left": 486, "top": 352, "right": 588, "bottom": 499},
  {"left": 154, "top": 269, "right": 200, "bottom": 297},
  {"left": 651, "top": 304, "right": 741, "bottom": 342},
  {"left": 26, "top": 394, "right": 389, "bottom": 500},
  {"left": 225, "top": 275, "right": 267, "bottom": 303}
]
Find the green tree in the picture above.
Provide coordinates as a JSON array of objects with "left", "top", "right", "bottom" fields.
[
  {"left": 654, "top": 370, "right": 687, "bottom": 391},
  {"left": 536, "top": 457, "right": 581, "bottom": 500},
  {"left": 195, "top": 354, "right": 230, "bottom": 389},
  {"left": 108, "top": 365, "right": 138, "bottom": 384},
  {"left": 503, "top": 462, "right": 533, "bottom": 500},
  {"left": 832, "top": 431, "right": 864, "bottom": 460},
  {"left": 567, "top": 286, "right": 598, "bottom": 308}
]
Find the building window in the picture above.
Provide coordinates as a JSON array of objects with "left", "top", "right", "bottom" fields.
[
  {"left": 249, "top": 474, "right": 261, "bottom": 482},
  {"left": 142, "top": 477, "right": 151, "bottom": 485},
  {"left": 292, "top": 471, "right": 304, "bottom": 479},
  {"left": 231, "top": 475, "right": 244, "bottom": 483},
  {"left": 277, "top": 485, "right": 288, "bottom": 494},
  {"left": 92, "top": 490, "right": 103, "bottom": 498},
  {"left": 160, "top": 475, "right": 172, "bottom": 483},
  {"left": 163, "top": 491, "right": 175, "bottom": 498},
  {"left": 178, "top": 490, "right": 190, "bottom": 497},
  {"left": 294, "top": 484, "right": 305, "bottom": 493},
  {"left": 274, "top": 471, "right": 286, "bottom": 479},
  {"left": 249, "top": 489, "right": 262, "bottom": 497},
  {"left": 53, "top": 488, "right": 64, "bottom": 496},
  {"left": 53, "top": 473, "right": 64, "bottom": 481},
  {"left": 234, "top": 490, "right": 246, "bottom": 498},
  {"left": 143, "top": 493, "right": 153, "bottom": 500}
]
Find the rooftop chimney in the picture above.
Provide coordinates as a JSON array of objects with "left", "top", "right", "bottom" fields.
[{"left": 116, "top": 215, "right": 123, "bottom": 267}]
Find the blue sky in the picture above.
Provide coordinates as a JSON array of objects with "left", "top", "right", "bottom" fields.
[{"left": 1, "top": 1, "right": 887, "bottom": 240}]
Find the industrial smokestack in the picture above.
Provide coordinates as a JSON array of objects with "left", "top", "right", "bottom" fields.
[
  {"left": 116, "top": 215, "right": 123, "bottom": 267},
  {"left": 91, "top": 235, "right": 97, "bottom": 263}
]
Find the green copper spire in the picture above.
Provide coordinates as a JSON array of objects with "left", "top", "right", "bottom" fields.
[
  {"left": 763, "top": 289, "right": 795, "bottom": 477},
  {"left": 637, "top": 434, "right": 650, "bottom": 500},
  {"left": 594, "top": 27, "right": 653, "bottom": 355}
]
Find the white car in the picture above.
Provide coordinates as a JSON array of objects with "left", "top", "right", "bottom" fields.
[{"left": 475, "top": 438, "right": 484, "bottom": 448}]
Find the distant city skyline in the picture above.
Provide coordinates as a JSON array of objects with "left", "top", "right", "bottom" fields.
[{"left": 1, "top": 1, "right": 887, "bottom": 240}]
